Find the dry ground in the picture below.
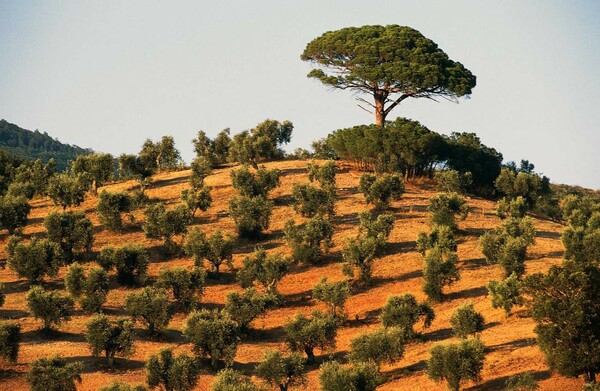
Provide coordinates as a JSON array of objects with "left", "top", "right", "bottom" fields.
[{"left": 0, "top": 160, "right": 583, "bottom": 390}]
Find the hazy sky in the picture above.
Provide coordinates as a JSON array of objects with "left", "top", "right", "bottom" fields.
[{"left": 1, "top": 1, "right": 599, "bottom": 188}]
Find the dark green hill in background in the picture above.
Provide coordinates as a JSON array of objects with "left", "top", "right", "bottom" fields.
[{"left": 0, "top": 119, "right": 92, "bottom": 170}]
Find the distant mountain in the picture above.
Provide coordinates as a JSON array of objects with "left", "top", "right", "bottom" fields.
[{"left": 0, "top": 119, "right": 92, "bottom": 171}]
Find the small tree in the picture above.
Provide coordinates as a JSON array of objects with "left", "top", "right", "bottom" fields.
[
  {"left": 342, "top": 236, "right": 378, "bottom": 285},
  {"left": 146, "top": 347, "right": 200, "bottom": 391},
  {"left": 143, "top": 203, "right": 192, "bottom": 251},
  {"left": 71, "top": 153, "right": 114, "bottom": 192},
  {"left": 184, "top": 228, "right": 234, "bottom": 278},
  {"left": 183, "top": 309, "right": 240, "bottom": 368},
  {"left": 27, "top": 356, "right": 83, "bottom": 391},
  {"left": 380, "top": 294, "right": 435, "bottom": 340},
  {"left": 0, "top": 195, "right": 30, "bottom": 234},
  {"left": 319, "top": 360, "right": 382, "bottom": 391},
  {"left": 255, "top": 350, "right": 307, "bottom": 391},
  {"left": 192, "top": 129, "right": 231, "bottom": 168},
  {"left": 231, "top": 165, "right": 280, "bottom": 198},
  {"left": 97, "top": 190, "right": 134, "bottom": 231},
  {"left": 307, "top": 160, "right": 337, "bottom": 189},
  {"left": 312, "top": 278, "right": 350, "bottom": 321},
  {"left": 86, "top": 314, "right": 134, "bottom": 367},
  {"left": 487, "top": 273, "right": 524, "bottom": 315},
  {"left": 496, "top": 196, "right": 527, "bottom": 219},
  {"left": 504, "top": 372, "right": 539, "bottom": 391},
  {"left": 291, "top": 183, "right": 335, "bottom": 217},
  {"left": 47, "top": 172, "right": 90, "bottom": 210},
  {"left": 190, "top": 157, "right": 212, "bottom": 189},
  {"left": 100, "top": 382, "right": 147, "bottom": 391},
  {"left": 211, "top": 369, "right": 263, "bottom": 391},
  {"left": 228, "top": 119, "right": 293, "bottom": 168},
  {"left": 158, "top": 267, "right": 205, "bottom": 311},
  {"left": 423, "top": 247, "right": 460, "bottom": 302},
  {"left": 229, "top": 196, "right": 273, "bottom": 239},
  {"left": 181, "top": 186, "right": 212, "bottom": 216},
  {"left": 355, "top": 211, "right": 394, "bottom": 249},
  {"left": 450, "top": 302, "right": 485, "bottom": 339},
  {"left": 358, "top": 173, "right": 404, "bottom": 210},
  {"left": 428, "top": 192, "right": 469, "bottom": 230},
  {"left": 118, "top": 153, "right": 155, "bottom": 190},
  {"left": 44, "top": 210, "right": 94, "bottom": 262},
  {"left": 6, "top": 236, "right": 62, "bottom": 285},
  {"left": 0, "top": 321, "right": 21, "bottom": 363},
  {"left": 435, "top": 170, "right": 472, "bottom": 194},
  {"left": 284, "top": 216, "right": 334, "bottom": 264},
  {"left": 224, "top": 288, "right": 272, "bottom": 332},
  {"left": 125, "top": 287, "right": 171, "bottom": 338},
  {"left": 26, "top": 286, "right": 74, "bottom": 333},
  {"left": 98, "top": 244, "right": 149, "bottom": 285},
  {"left": 349, "top": 327, "right": 405, "bottom": 368},
  {"left": 237, "top": 248, "right": 290, "bottom": 297},
  {"left": 64, "top": 263, "right": 85, "bottom": 298},
  {"left": 427, "top": 339, "right": 486, "bottom": 391},
  {"left": 416, "top": 225, "right": 457, "bottom": 255},
  {"left": 284, "top": 310, "right": 338, "bottom": 363},
  {"left": 65, "top": 264, "right": 110, "bottom": 313}
]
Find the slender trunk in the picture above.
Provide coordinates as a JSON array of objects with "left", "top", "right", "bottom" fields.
[
  {"left": 279, "top": 384, "right": 287, "bottom": 391},
  {"left": 305, "top": 347, "right": 315, "bottom": 363}
]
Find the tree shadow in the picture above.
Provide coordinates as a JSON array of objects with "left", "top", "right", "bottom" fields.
[
  {"left": 283, "top": 289, "right": 313, "bottom": 309},
  {"left": 461, "top": 258, "right": 488, "bottom": 270},
  {"left": 21, "top": 329, "right": 87, "bottom": 343},
  {"left": 347, "top": 308, "right": 382, "bottom": 327},
  {"left": 424, "top": 327, "right": 453, "bottom": 342},
  {"left": 149, "top": 175, "right": 190, "bottom": 189},
  {"left": 465, "top": 370, "right": 551, "bottom": 390},
  {"left": 445, "top": 286, "right": 488, "bottom": 301},
  {"left": 487, "top": 337, "right": 536, "bottom": 352},
  {"left": 536, "top": 230, "right": 561, "bottom": 239},
  {"left": 333, "top": 212, "right": 359, "bottom": 225},
  {"left": 385, "top": 240, "right": 416, "bottom": 254},
  {"left": 0, "top": 308, "right": 29, "bottom": 320},
  {"left": 383, "top": 359, "right": 428, "bottom": 382}
]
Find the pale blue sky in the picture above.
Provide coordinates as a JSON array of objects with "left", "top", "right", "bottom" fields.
[{"left": 1, "top": 1, "right": 598, "bottom": 188}]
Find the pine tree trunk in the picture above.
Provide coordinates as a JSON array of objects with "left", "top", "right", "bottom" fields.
[{"left": 374, "top": 93, "right": 386, "bottom": 127}]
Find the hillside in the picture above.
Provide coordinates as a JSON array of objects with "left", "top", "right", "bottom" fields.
[
  {"left": 0, "top": 160, "right": 582, "bottom": 390},
  {"left": 0, "top": 120, "right": 92, "bottom": 170}
]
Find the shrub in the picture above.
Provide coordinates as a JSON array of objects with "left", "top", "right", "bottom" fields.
[
  {"left": 480, "top": 218, "right": 535, "bottom": 278},
  {"left": 291, "top": 183, "right": 335, "bottom": 217},
  {"left": 26, "top": 286, "right": 74, "bottom": 332},
  {"left": 504, "top": 372, "right": 539, "bottom": 391},
  {"left": 284, "top": 215, "right": 334, "bottom": 264},
  {"left": 143, "top": 203, "right": 192, "bottom": 251},
  {"left": 428, "top": 192, "right": 469, "bottom": 229},
  {"left": 349, "top": 327, "right": 405, "bottom": 368},
  {"left": 237, "top": 248, "right": 289, "bottom": 297},
  {"left": 224, "top": 288, "right": 273, "bottom": 332},
  {"left": 0, "top": 321, "right": 21, "bottom": 363},
  {"left": 427, "top": 339, "right": 486, "bottom": 391},
  {"left": 450, "top": 302, "right": 485, "bottom": 339},
  {"left": 6, "top": 236, "right": 62, "bottom": 284},
  {"left": 125, "top": 287, "right": 171, "bottom": 338},
  {"left": 496, "top": 196, "right": 527, "bottom": 219},
  {"left": 184, "top": 228, "right": 234, "bottom": 277},
  {"left": 255, "top": 350, "right": 307, "bottom": 391},
  {"left": 146, "top": 347, "right": 200, "bottom": 391},
  {"left": 98, "top": 244, "right": 149, "bottom": 285},
  {"left": 86, "top": 314, "right": 134, "bottom": 367},
  {"left": 100, "top": 382, "right": 147, "bottom": 391},
  {"left": 229, "top": 196, "right": 273, "bottom": 239},
  {"left": 416, "top": 225, "right": 457, "bottom": 255},
  {"left": 342, "top": 236, "right": 378, "bottom": 285},
  {"left": 423, "top": 247, "right": 460, "bottom": 302},
  {"left": 183, "top": 309, "right": 240, "bottom": 368},
  {"left": 44, "top": 210, "right": 94, "bottom": 262},
  {"left": 435, "top": 169, "right": 472, "bottom": 194},
  {"left": 190, "top": 157, "right": 212, "bottom": 189},
  {"left": 230, "top": 165, "right": 280, "bottom": 198},
  {"left": 211, "top": 369, "right": 263, "bottom": 391},
  {"left": 0, "top": 195, "right": 30, "bottom": 234},
  {"left": 27, "top": 356, "right": 83, "bottom": 391},
  {"left": 181, "top": 186, "right": 212, "bottom": 216},
  {"left": 357, "top": 211, "right": 394, "bottom": 249},
  {"left": 380, "top": 294, "right": 435, "bottom": 340},
  {"left": 284, "top": 310, "right": 338, "bottom": 363},
  {"left": 488, "top": 274, "right": 523, "bottom": 317},
  {"left": 312, "top": 277, "right": 350, "bottom": 320},
  {"left": 307, "top": 160, "right": 337, "bottom": 188},
  {"left": 319, "top": 360, "right": 382, "bottom": 391},
  {"left": 97, "top": 190, "right": 134, "bottom": 231},
  {"left": 158, "top": 267, "right": 205, "bottom": 311},
  {"left": 47, "top": 172, "right": 90, "bottom": 210},
  {"left": 358, "top": 173, "right": 404, "bottom": 210}
]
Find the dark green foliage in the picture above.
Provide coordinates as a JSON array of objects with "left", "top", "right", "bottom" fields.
[
  {"left": 230, "top": 165, "right": 280, "bottom": 198},
  {"left": 380, "top": 294, "right": 435, "bottom": 340},
  {"left": 224, "top": 288, "right": 273, "bottom": 332},
  {"left": 504, "top": 372, "right": 539, "bottom": 391},
  {"left": 146, "top": 347, "right": 200, "bottom": 391},
  {"left": 342, "top": 236, "right": 378, "bottom": 285},
  {"left": 64, "top": 263, "right": 86, "bottom": 298},
  {"left": 125, "top": 287, "right": 171, "bottom": 338},
  {"left": 497, "top": 196, "right": 527, "bottom": 219},
  {"left": 358, "top": 173, "right": 404, "bottom": 210},
  {"left": 284, "top": 310, "right": 338, "bottom": 363},
  {"left": 98, "top": 244, "right": 149, "bottom": 285},
  {"left": 6, "top": 180, "right": 36, "bottom": 199},
  {"left": 229, "top": 196, "right": 273, "bottom": 239},
  {"left": 158, "top": 267, "right": 205, "bottom": 311},
  {"left": 301, "top": 25, "right": 476, "bottom": 125},
  {"left": 65, "top": 264, "right": 110, "bottom": 313},
  {"left": 291, "top": 183, "right": 335, "bottom": 217},
  {"left": 0, "top": 321, "right": 21, "bottom": 363},
  {"left": 143, "top": 203, "right": 192, "bottom": 250},
  {"left": 44, "top": 210, "right": 93, "bottom": 262},
  {"left": 12, "top": 158, "right": 56, "bottom": 197},
  {"left": 495, "top": 167, "right": 546, "bottom": 209},
  {"left": 118, "top": 153, "right": 155, "bottom": 190},
  {"left": 307, "top": 160, "right": 337, "bottom": 188},
  {"left": 416, "top": 225, "right": 457, "bottom": 255},
  {"left": 312, "top": 277, "right": 350, "bottom": 320},
  {"left": 284, "top": 215, "right": 334, "bottom": 264},
  {"left": 184, "top": 228, "right": 234, "bottom": 277},
  {"left": 139, "top": 136, "right": 181, "bottom": 172},
  {"left": 487, "top": 273, "right": 524, "bottom": 315},
  {"left": 183, "top": 309, "right": 240, "bottom": 368},
  {"left": 423, "top": 247, "right": 460, "bottom": 302},
  {"left": 190, "top": 157, "right": 212, "bottom": 189},
  {"left": 7, "top": 236, "right": 62, "bottom": 284},
  {"left": 228, "top": 119, "right": 293, "bottom": 167},
  {"left": 349, "top": 327, "right": 405, "bottom": 368},
  {"left": 358, "top": 211, "right": 394, "bottom": 248},
  {"left": 211, "top": 369, "right": 263, "bottom": 391},
  {"left": 47, "top": 172, "right": 90, "bottom": 210},
  {"left": 86, "top": 314, "right": 134, "bottom": 367},
  {"left": 427, "top": 338, "right": 486, "bottom": 391},
  {"left": 450, "top": 302, "right": 485, "bottom": 339},
  {"left": 71, "top": 153, "right": 114, "bottom": 192},
  {"left": 237, "top": 248, "right": 289, "bottom": 296},
  {"left": 561, "top": 195, "right": 600, "bottom": 228},
  {"left": 192, "top": 129, "right": 231, "bottom": 168},
  {"left": 26, "top": 286, "right": 74, "bottom": 332},
  {"left": 97, "top": 190, "right": 134, "bottom": 231},
  {"left": 0, "top": 194, "right": 30, "bottom": 233},
  {"left": 311, "top": 138, "right": 337, "bottom": 160},
  {"left": 181, "top": 186, "right": 212, "bottom": 216},
  {"left": 428, "top": 192, "right": 469, "bottom": 229},
  {"left": 100, "top": 382, "right": 147, "bottom": 391},
  {"left": 319, "top": 360, "right": 382, "bottom": 391},
  {"left": 435, "top": 170, "right": 472, "bottom": 194},
  {"left": 27, "top": 356, "right": 83, "bottom": 391},
  {"left": 255, "top": 350, "right": 307, "bottom": 391}
]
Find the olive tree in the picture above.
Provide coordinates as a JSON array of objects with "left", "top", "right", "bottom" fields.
[
  {"left": 6, "top": 236, "right": 62, "bottom": 284},
  {"left": 428, "top": 192, "right": 469, "bottom": 230},
  {"left": 237, "top": 248, "right": 290, "bottom": 297},
  {"left": 44, "top": 210, "right": 94, "bottom": 262},
  {"left": 284, "top": 310, "right": 338, "bottom": 363},
  {"left": 342, "top": 236, "right": 378, "bottom": 286},
  {"left": 307, "top": 160, "right": 337, "bottom": 189},
  {"left": 98, "top": 244, "right": 149, "bottom": 285},
  {"left": 64, "top": 264, "right": 110, "bottom": 313},
  {"left": 427, "top": 339, "right": 486, "bottom": 391},
  {"left": 496, "top": 196, "right": 527, "bottom": 219},
  {"left": 125, "top": 287, "right": 171, "bottom": 338},
  {"left": 100, "top": 382, "right": 147, "bottom": 391},
  {"left": 27, "top": 356, "right": 83, "bottom": 391},
  {"left": 358, "top": 173, "right": 404, "bottom": 210},
  {"left": 228, "top": 119, "right": 293, "bottom": 168},
  {"left": 0, "top": 194, "right": 30, "bottom": 234},
  {"left": 97, "top": 190, "right": 134, "bottom": 231},
  {"left": 184, "top": 228, "right": 234, "bottom": 278},
  {"left": 0, "top": 321, "right": 21, "bottom": 363},
  {"left": 291, "top": 183, "right": 335, "bottom": 217},
  {"left": 284, "top": 215, "right": 334, "bottom": 264},
  {"left": 312, "top": 277, "right": 350, "bottom": 320},
  {"left": 229, "top": 196, "right": 273, "bottom": 239},
  {"left": 146, "top": 347, "right": 200, "bottom": 391},
  {"left": 450, "top": 302, "right": 485, "bottom": 339},
  {"left": 423, "top": 247, "right": 460, "bottom": 302},
  {"left": 143, "top": 203, "right": 192, "bottom": 251},
  {"left": 348, "top": 327, "right": 405, "bottom": 368},
  {"left": 47, "top": 172, "right": 90, "bottom": 210},
  {"left": 158, "top": 267, "right": 205, "bottom": 311},
  {"left": 416, "top": 225, "right": 457, "bottom": 255},
  {"left": 435, "top": 170, "right": 472, "bottom": 194},
  {"left": 230, "top": 165, "right": 280, "bottom": 198},
  {"left": 71, "top": 153, "right": 114, "bottom": 192},
  {"left": 181, "top": 186, "right": 212, "bottom": 216},
  {"left": 224, "top": 288, "right": 273, "bottom": 332},
  {"left": 319, "top": 360, "right": 382, "bottom": 391},
  {"left": 255, "top": 350, "right": 307, "bottom": 391},
  {"left": 86, "top": 314, "right": 134, "bottom": 367},
  {"left": 211, "top": 369, "right": 263, "bottom": 391},
  {"left": 26, "top": 286, "right": 74, "bottom": 333},
  {"left": 487, "top": 273, "right": 524, "bottom": 316},
  {"left": 381, "top": 294, "right": 435, "bottom": 340}
]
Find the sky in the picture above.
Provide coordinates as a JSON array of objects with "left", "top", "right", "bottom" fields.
[{"left": 0, "top": 1, "right": 599, "bottom": 188}]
